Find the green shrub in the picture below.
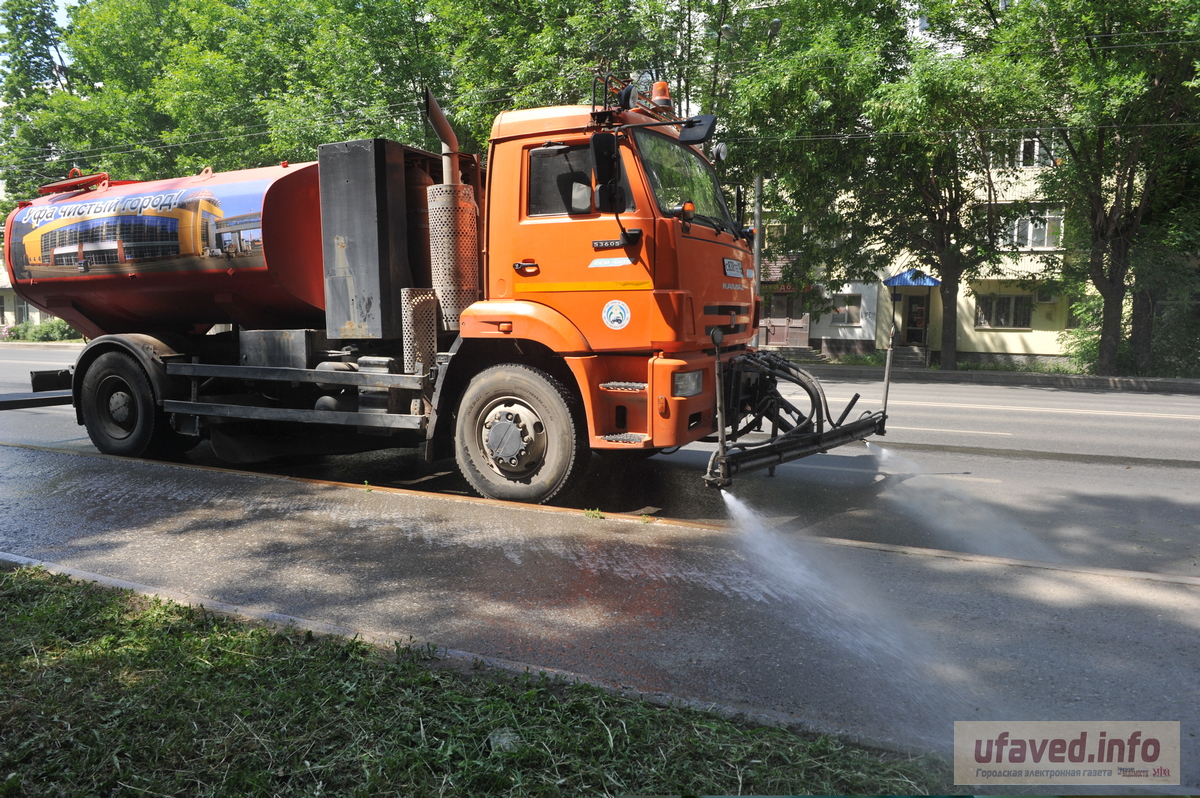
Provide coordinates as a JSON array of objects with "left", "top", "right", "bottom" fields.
[
  {"left": 1058, "top": 295, "right": 1133, "bottom": 375},
  {"left": 1150, "top": 301, "right": 1200, "bottom": 378},
  {"left": 5, "top": 317, "right": 82, "bottom": 342},
  {"left": 833, "top": 351, "right": 889, "bottom": 366}
]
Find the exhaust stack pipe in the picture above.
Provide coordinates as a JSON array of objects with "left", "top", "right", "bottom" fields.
[
  {"left": 425, "top": 89, "right": 460, "bottom": 186},
  {"left": 423, "top": 89, "right": 478, "bottom": 330}
]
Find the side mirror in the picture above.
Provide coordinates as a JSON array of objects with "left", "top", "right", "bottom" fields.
[
  {"left": 591, "top": 131, "right": 621, "bottom": 187},
  {"left": 678, "top": 114, "right": 717, "bottom": 145},
  {"left": 734, "top": 184, "right": 746, "bottom": 228},
  {"left": 594, "top": 184, "right": 627, "bottom": 215},
  {"left": 591, "top": 131, "right": 624, "bottom": 214}
]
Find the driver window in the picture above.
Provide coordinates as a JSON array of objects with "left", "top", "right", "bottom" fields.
[{"left": 527, "top": 145, "right": 635, "bottom": 216}]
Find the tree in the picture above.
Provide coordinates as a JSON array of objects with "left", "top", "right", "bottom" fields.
[
  {"left": 730, "top": 0, "right": 1024, "bottom": 369},
  {"left": 725, "top": 0, "right": 909, "bottom": 318},
  {"left": 0, "top": 0, "right": 71, "bottom": 209},
  {"left": 999, "top": 0, "right": 1200, "bottom": 375},
  {"left": 428, "top": 0, "right": 679, "bottom": 150}
]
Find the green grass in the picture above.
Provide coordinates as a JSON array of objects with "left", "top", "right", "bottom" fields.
[
  {"left": 830, "top": 351, "right": 890, "bottom": 367},
  {"left": 828, "top": 351, "right": 1082, "bottom": 374},
  {"left": 953, "top": 360, "right": 1078, "bottom": 375},
  {"left": 0, "top": 567, "right": 951, "bottom": 797}
]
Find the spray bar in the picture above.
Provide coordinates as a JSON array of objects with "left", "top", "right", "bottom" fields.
[{"left": 703, "top": 350, "right": 889, "bottom": 488}]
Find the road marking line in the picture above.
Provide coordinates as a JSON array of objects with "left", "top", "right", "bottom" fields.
[
  {"left": 832, "top": 398, "right": 1200, "bottom": 421},
  {"left": 886, "top": 425, "right": 1013, "bottom": 436}
]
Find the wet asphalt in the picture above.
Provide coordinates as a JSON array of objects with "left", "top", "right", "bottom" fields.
[{"left": 0, "top": 442, "right": 1197, "bottom": 788}]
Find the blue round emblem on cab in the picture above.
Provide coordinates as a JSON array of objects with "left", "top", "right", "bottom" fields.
[{"left": 602, "top": 300, "right": 631, "bottom": 330}]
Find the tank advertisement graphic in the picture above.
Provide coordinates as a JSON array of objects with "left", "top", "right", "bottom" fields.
[
  {"left": 955, "top": 720, "right": 1180, "bottom": 785},
  {"left": 9, "top": 179, "right": 273, "bottom": 280}
]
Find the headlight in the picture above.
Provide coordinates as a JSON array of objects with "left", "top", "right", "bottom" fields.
[{"left": 672, "top": 370, "right": 703, "bottom": 397}]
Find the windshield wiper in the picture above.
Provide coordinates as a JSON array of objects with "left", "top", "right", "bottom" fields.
[{"left": 692, "top": 212, "right": 733, "bottom": 236}]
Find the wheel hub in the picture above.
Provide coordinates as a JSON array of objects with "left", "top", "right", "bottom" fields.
[
  {"left": 108, "top": 391, "right": 132, "bottom": 424},
  {"left": 480, "top": 400, "right": 546, "bottom": 477}
]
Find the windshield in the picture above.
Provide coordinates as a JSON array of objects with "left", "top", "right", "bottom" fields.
[{"left": 632, "top": 129, "right": 736, "bottom": 232}]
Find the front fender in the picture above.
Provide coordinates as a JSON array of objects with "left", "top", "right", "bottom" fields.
[{"left": 459, "top": 300, "right": 591, "bottom": 354}]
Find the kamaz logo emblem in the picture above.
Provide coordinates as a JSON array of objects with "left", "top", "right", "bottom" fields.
[{"left": 722, "top": 283, "right": 745, "bottom": 291}]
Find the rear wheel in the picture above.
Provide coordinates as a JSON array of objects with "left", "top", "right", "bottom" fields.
[
  {"left": 455, "top": 365, "right": 588, "bottom": 503},
  {"left": 80, "top": 351, "right": 189, "bottom": 458}
]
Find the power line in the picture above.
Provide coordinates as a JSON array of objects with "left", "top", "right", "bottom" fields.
[{"left": 727, "top": 120, "right": 1200, "bottom": 144}]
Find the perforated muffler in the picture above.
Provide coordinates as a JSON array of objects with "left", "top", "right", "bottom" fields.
[{"left": 428, "top": 183, "right": 479, "bottom": 331}]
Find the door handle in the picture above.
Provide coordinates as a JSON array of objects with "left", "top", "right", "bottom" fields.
[{"left": 513, "top": 261, "right": 539, "bottom": 276}]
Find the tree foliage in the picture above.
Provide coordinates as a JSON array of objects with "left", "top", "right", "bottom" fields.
[
  {"left": 996, "top": 0, "right": 1200, "bottom": 374},
  {"left": 1, "top": 0, "right": 1197, "bottom": 375}
]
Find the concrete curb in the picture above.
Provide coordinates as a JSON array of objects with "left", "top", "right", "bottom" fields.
[
  {"left": 799, "top": 363, "right": 1200, "bottom": 394},
  {"left": 0, "top": 549, "right": 938, "bottom": 759}
]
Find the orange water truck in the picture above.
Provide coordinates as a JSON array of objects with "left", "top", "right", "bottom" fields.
[{"left": 3, "top": 77, "right": 890, "bottom": 503}]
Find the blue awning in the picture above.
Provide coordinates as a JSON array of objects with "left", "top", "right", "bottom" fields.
[{"left": 883, "top": 268, "right": 940, "bottom": 287}]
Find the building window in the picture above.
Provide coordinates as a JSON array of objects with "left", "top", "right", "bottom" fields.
[
  {"left": 832, "top": 294, "right": 862, "bottom": 325},
  {"left": 1021, "top": 134, "right": 1052, "bottom": 167},
  {"left": 995, "top": 130, "right": 1056, "bottom": 169},
  {"left": 976, "top": 294, "right": 1033, "bottom": 329},
  {"left": 1004, "top": 208, "right": 1063, "bottom": 250}
]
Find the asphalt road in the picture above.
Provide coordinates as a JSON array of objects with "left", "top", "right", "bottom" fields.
[{"left": 1, "top": 346, "right": 1197, "bottom": 789}]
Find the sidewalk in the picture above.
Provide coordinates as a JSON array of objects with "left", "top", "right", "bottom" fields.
[{"left": 801, "top": 363, "right": 1200, "bottom": 394}]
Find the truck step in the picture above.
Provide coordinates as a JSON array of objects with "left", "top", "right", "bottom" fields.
[
  {"left": 600, "top": 432, "right": 651, "bottom": 444},
  {"left": 599, "top": 381, "right": 647, "bottom": 392}
]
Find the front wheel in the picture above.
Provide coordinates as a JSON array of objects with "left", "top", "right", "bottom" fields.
[{"left": 454, "top": 365, "right": 588, "bottom": 503}]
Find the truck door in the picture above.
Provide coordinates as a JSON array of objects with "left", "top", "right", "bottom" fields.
[{"left": 486, "top": 140, "right": 655, "bottom": 351}]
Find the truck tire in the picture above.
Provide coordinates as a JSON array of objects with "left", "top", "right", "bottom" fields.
[
  {"left": 455, "top": 364, "right": 588, "bottom": 503},
  {"left": 80, "top": 351, "right": 186, "bottom": 458}
]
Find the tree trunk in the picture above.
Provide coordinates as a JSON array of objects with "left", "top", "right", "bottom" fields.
[
  {"left": 1090, "top": 240, "right": 1128, "bottom": 377},
  {"left": 938, "top": 275, "right": 961, "bottom": 371},
  {"left": 1130, "top": 284, "right": 1158, "bottom": 376},
  {"left": 1096, "top": 294, "right": 1125, "bottom": 375}
]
